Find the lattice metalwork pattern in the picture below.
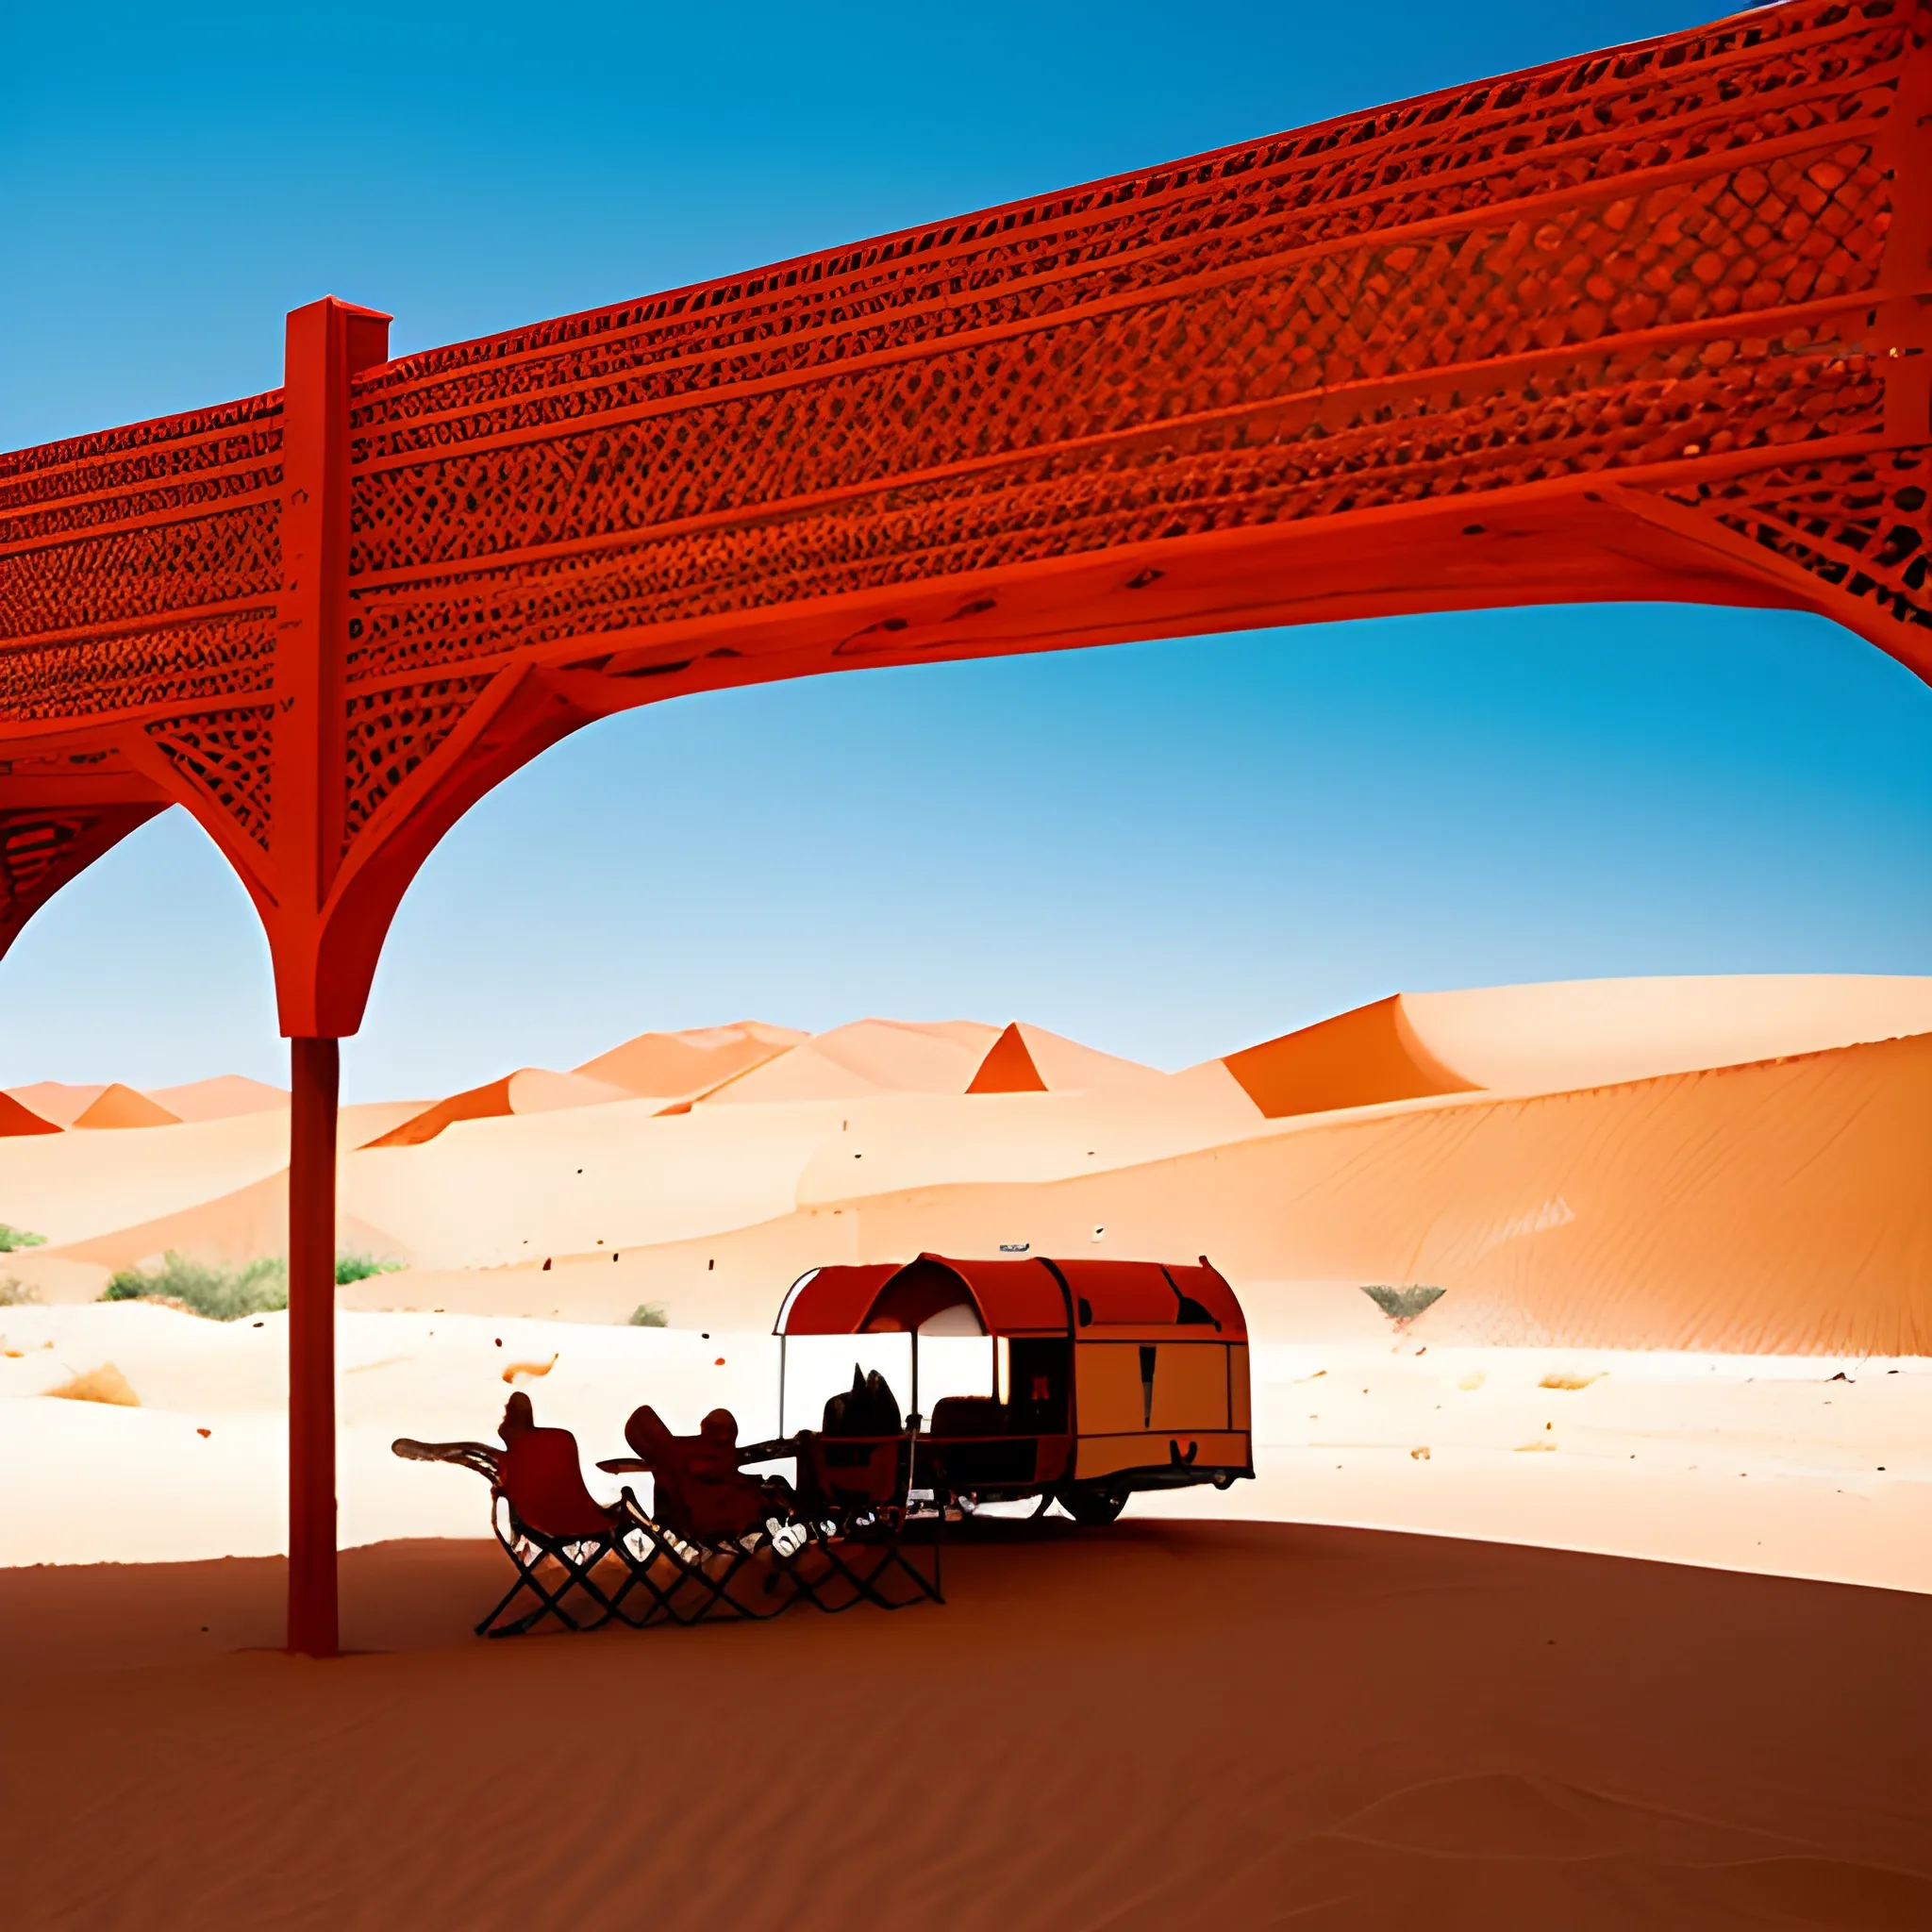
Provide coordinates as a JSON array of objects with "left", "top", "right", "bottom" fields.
[
  {"left": 342, "top": 675, "right": 498, "bottom": 843},
  {"left": 1657, "top": 443, "right": 1932, "bottom": 627},
  {"left": 144, "top": 705, "right": 276, "bottom": 851},
  {"left": 0, "top": 0, "right": 1926, "bottom": 918},
  {"left": 0, "top": 395, "right": 283, "bottom": 717},
  {"left": 339, "top": 0, "right": 1915, "bottom": 686}
]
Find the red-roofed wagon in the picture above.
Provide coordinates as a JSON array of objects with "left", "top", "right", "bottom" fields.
[{"left": 774, "top": 1253, "right": 1253, "bottom": 1524}]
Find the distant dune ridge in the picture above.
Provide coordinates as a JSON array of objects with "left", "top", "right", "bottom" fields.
[
  {"left": 359, "top": 1069, "right": 635, "bottom": 1149},
  {"left": 3, "top": 974, "right": 1927, "bottom": 1355},
  {"left": 5, "top": 1074, "right": 287, "bottom": 1128},
  {"left": 573, "top": 1020, "right": 806, "bottom": 1100}
]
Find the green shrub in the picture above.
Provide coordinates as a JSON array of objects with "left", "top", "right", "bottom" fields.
[
  {"left": 0, "top": 1224, "right": 46, "bottom": 1252},
  {"left": 1360, "top": 1283, "right": 1447, "bottom": 1324},
  {"left": 105, "top": 1252, "right": 289, "bottom": 1321},
  {"left": 101, "top": 1250, "right": 407, "bottom": 1318},
  {"left": 628, "top": 1303, "right": 668, "bottom": 1328},
  {"left": 335, "top": 1252, "right": 403, "bottom": 1286}
]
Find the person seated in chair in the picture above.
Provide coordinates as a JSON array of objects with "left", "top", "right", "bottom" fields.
[
  {"left": 623, "top": 1403, "right": 791, "bottom": 1542},
  {"left": 693, "top": 1407, "right": 795, "bottom": 1504},
  {"left": 492, "top": 1391, "right": 614, "bottom": 1540}
]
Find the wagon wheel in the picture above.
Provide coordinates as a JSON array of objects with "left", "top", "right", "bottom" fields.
[{"left": 1055, "top": 1481, "right": 1128, "bottom": 1525}]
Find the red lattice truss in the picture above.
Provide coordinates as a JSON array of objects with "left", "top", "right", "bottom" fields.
[{"left": 4, "top": 0, "right": 1929, "bottom": 1035}]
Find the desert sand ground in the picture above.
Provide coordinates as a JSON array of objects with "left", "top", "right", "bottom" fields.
[
  {"left": 3, "top": 1304, "right": 1928, "bottom": 1591},
  {"left": 5, "top": 1526, "right": 1928, "bottom": 1930},
  {"left": 4, "top": 975, "right": 1929, "bottom": 1927}
]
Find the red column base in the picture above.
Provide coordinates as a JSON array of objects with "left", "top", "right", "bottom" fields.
[{"left": 288, "top": 1036, "right": 340, "bottom": 1657}]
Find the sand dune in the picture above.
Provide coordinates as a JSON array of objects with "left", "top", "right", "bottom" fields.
[
  {"left": 147, "top": 1074, "right": 289, "bottom": 1121},
  {"left": 1224, "top": 992, "right": 1480, "bottom": 1117},
  {"left": 329, "top": 1065, "right": 1263, "bottom": 1278},
  {"left": 0, "top": 1108, "right": 298, "bottom": 1254},
  {"left": 0, "top": 1100, "right": 419, "bottom": 1271},
  {"left": 1399, "top": 973, "right": 1932, "bottom": 1094},
  {"left": 363, "top": 1068, "right": 633, "bottom": 1148},
  {"left": 6, "top": 1074, "right": 289, "bottom": 1127},
  {"left": 4, "top": 1525, "right": 1927, "bottom": 1931},
  {"left": 805, "top": 1034, "right": 1932, "bottom": 1357},
  {"left": 5, "top": 979, "right": 1927, "bottom": 1355},
  {"left": 705, "top": 1018, "right": 1002, "bottom": 1104},
  {"left": 33, "top": 1167, "right": 410, "bottom": 1278},
  {"left": 353, "top": 1033, "right": 1930, "bottom": 1356},
  {"left": 573, "top": 1019, "right": 806, "bottom": 1099},
  {"left": 73, "top": 1081, "right": 181, "bottom": 1129},
  {"left": 968, "top": 1020, "right": 1162, "bottom": 1093},
  {"left": 4, "top": 1081, "right": 108, "bottom": 1126},
  {"left": 403, "top": 1035, "right": 1926, "bottom": 1347},
  {"left": 1222, "top": 974, "right": 1932, "bottom": 1118},
  {"left": 0, "top": 1091, "right": 59, "bottom": 1138}
]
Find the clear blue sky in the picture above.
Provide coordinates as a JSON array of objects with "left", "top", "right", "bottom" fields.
[{"left": 4, "top": 2, "right": 1928, "bottom": 1102}]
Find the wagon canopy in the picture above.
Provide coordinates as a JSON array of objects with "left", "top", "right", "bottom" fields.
[
  {"left": 1053, "top": 1257, "right": 1247, "bottom": 1340},
  {"left": 775, "top": 1253, "right": 1244, "bottom": 1341}
]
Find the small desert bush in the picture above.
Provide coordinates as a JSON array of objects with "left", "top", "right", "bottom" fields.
[
  {"left": 335, "top": 1252, "right": 403, "bottom": 1286},
  {"left": 105, "top": 1252, "right": 289, "bottom": 1321},
  {"left": 103, "top": 1251, "right": 406, "bottom": 1319},
  {"left": 0, "top": 1275, "right": 38, "bottom": 1307},
  {"left": 1360, "top": 1283, "right": 1447, "bottom": 1324},
  {"left": 0, "top": 1223, "right": 46, "bottom": 1252},
  {"left": 628, "top": 1303, "right": 668, "bottom": 1327},
  {"left": 47, "top": 1362, "right": 140, "bottom": 1407}
]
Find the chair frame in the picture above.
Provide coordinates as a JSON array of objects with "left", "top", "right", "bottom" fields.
[{"left": 393, "top": 1436, "right": 942, "bottom": 1638}]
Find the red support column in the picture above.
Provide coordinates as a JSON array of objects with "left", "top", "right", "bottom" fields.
[
  {"left": 276, "top": 296, "right": 388, "bottom": 1657},
  {"left": 287, "top": 1036, "right": 341, "bottom": 1657}
]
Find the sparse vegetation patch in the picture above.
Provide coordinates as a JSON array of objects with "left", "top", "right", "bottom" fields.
[
  {"left": 105, "top": 1253, "right": 289, "bottom": 1321},
  {"left": 628, "top": 1303, "right": 668, "bottom": 1327},
  {"left": 102, "top": 1250, "right": 405, "bottom": 1319},
  {"left": 336, "top": 1253, "right": 404, "bottom": 1286},
  {"left": 1360, "top": 1284, "right": 1447, "bottom": 1324}
]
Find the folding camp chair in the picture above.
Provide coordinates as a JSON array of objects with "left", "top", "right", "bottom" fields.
[
  {"left": 782, "top": 1429, "right": 944, "bottom": 1612},
  {"left": 393, "top": 1429, "right": 630, "bottom": 1637},
  {"left": 393, "top": 1399, "right": 941, "bottom": 1636}
]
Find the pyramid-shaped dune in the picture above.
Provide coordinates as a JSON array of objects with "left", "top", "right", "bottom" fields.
[
  {"left": 967, "top": 1023, "right": 1048, "bottom": 1092},
  {"left": 72, "top": 1084, "right": 182, "bottom": 1130},
  {"left": 967, "top": 1022, "right": 1162, "bottom": 1093}
]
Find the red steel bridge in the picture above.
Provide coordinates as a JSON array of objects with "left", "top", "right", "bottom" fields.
[{"left": 4, "top": 0, "right": 1928, "bottom": 1651}]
